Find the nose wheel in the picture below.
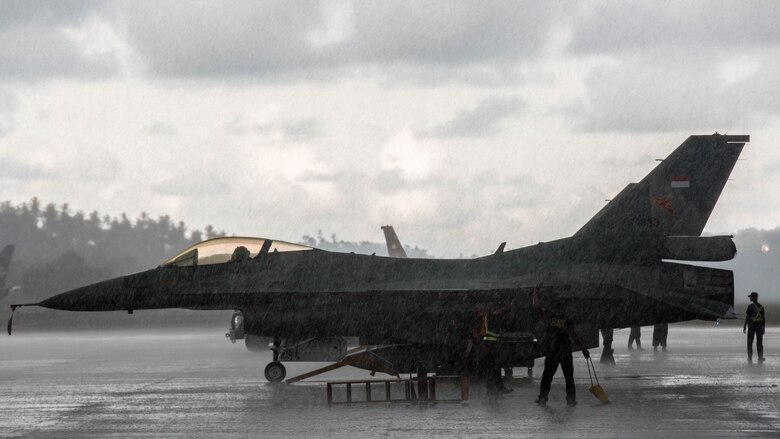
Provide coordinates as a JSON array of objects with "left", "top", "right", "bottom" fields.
[{"left": 265, "top": 361, "right": 286, "bottom": 382}]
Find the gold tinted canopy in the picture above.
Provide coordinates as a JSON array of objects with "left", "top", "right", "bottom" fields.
[{"left": 161, "top": 236, "right": 313, "bottom": 267}]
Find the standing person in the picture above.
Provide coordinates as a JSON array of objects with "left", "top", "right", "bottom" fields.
[
  {"left": 470, "top": 311, "right": 512, "bottom": 395},
  {"left": 628, "top": 326, "right": 642, "bottom": 350},
  {"left": 481, "top": 330, "right": 513, "bottom": 395},
  {"left": 744, "top": 292, "right": 766, "bottom": 363},
  {"left": 600, "top": 328, "right": 615, "bottom": 364},
  {"left": 652, "top": 324, "right": 668, "bottom": 352},
  {"left": 535, "top": 314, "right": 590, "bottom": 407}
]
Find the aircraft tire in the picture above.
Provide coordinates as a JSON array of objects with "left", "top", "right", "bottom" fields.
[{"left": 264, "top": 361, "right": 286, "bottom": 382}]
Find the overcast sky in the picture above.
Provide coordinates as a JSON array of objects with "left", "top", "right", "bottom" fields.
[{"left": 1, "top": 1, "right": 780, "bottom": 258}]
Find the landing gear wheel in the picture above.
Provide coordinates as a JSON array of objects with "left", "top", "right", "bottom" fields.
[{"left": 265, "top": 361, "right": 286, "bottom": 382}]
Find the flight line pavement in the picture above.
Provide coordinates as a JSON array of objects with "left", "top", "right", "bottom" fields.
[{"left": 1, "top": 325, "right": 778, "bottom": 438}]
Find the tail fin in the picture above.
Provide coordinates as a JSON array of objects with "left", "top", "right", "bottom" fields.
[
  {"left": 0, "top": 244, "right": 14, "bottom": 288},
  {"left": 575, "top": 134, "right": 747, "bottom": 246},
  {"left": 381, "top": 226, "right": 408, "bottom": 258}
]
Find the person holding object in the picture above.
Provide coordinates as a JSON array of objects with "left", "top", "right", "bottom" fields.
[{"left": 535, "top": 312, "right": 590, "bottom": 407}]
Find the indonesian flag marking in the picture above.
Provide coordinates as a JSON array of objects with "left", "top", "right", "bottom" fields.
[{"left": 671, "top": 175, "right": 690, "bottom": 188}]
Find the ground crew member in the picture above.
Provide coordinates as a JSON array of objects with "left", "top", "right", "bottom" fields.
[
  {"left": 628, "top": 326, "right": 642, "bottom": 350},
  {"left": 744, "top": 292, "right": 766, "bottom": 363},
  {"left": 471, "top": 312, "right": 512, "bottom": 395},
  {"left": 535, "top": 314, "right": 589, "bottom": 406},
  {"left": 600, "top": 328, "right": 615, "bottom": 364},
  {"left": 652, "top": 323, "right": 668, "bottom": 352}
]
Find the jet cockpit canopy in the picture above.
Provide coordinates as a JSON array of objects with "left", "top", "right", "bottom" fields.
[{"left": 161, "top": 236, "right": 313, "bottom": 267}]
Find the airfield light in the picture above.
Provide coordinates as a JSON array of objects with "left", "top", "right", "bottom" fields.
[{"left": 760, "top": 244, "right": 770, "bottom": 253}]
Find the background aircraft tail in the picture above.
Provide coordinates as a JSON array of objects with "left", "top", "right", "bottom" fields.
[
  {"left": 0, "top": 244, "right": 14, "bottom": 288},
  {"left": 574, "top": 134, "right": 747, "bottom": 260},
  {"left": 381, "top": 226, "right": 408, "bottom": 258}
]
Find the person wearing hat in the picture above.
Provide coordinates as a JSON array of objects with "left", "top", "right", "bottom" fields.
[
  {"left": 743, "top": 292, "right": 766, "bottom": 363},
  {"left": 535, "top": 313, "right": 590, "bottom": 407}
]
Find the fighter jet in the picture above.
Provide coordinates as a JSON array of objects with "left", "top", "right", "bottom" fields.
[
  {"left": 0, "top": 245, "right": 16, "bottom": 301},
  {"left": 9, "top": 134, "right": 746, "bottom": 383}
]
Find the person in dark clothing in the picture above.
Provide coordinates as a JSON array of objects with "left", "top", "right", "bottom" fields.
[
  {"left": 535, "top": 315, "right": 590, "bottom": 406},
  {"left": 628, "top": 326, "right": 642, "bottom": 350},
  {"left": 652, "top": 324, "right": 668, "bottom": 352},
  {"left": 600, "top": 328, "right": 615, "bottom": 364},
  {"left": 471, "top": 312, "right": 512, "bottom": 395},
  {"left": 481, "top": 345, "right": 512, "bottom": 395},
  {"left": 744, "top": 292, "right": 766, "bottom": 363}
]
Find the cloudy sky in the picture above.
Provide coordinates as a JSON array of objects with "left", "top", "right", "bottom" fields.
[{"left": 1, "top": 1, "right": 780, "bottom": 257}]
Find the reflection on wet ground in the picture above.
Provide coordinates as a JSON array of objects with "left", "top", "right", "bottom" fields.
[{"left": 1, "top": 326, "right": 778, "bottom": 438}]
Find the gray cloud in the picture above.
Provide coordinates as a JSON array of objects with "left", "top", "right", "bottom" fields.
[
  {"left": 0, "top": 0, "right": 98, "bottom": 30},
  {"left": 0, "top": 149, "right": 121, "bottom": 183},
  {"left": 114, "top": 1, "right": 323, "bottom": 78},
  {"left": 0, "top": 1, "right": 118, "bottom": 79},
  {"left": 472, "top": 170, "right": 549, "bottom": 209},
  {"left": 423, "top": 96, "right": 525, "bottom": 138},
  {"left": 376, "top": 63, "right": 544, "bottom": 88},
  {"left": 346, "top": 2, "right": 559, "bottom": 65},
  {"left": 568, "top": 1, "right": 780, "bottom": 54},
  {"left": 113, "top": 1, "right": 567, "bottom": 79},
  {"left": 725, "top": 60, "right": 780, "bottom": 115},
  {"left": 0, "top": 89, "right": 19, "bottom": 137},
  {"left": 282, "top": 119, "right": 323, "bottom": 142},
  {"left": 225, "top": 116, "right": 324, "bottom": 142},
  {"left": 570, "top": 57, "right": 772, "bottom": 132},
  {"left": 0, "top": 30, "right": 116, "bottom": 79},
  {"left": 564, "top": 2, "right": 780, "bottom": 133},
  {"left": 0, "top": 158, "right": 52, "bottom": 180}
]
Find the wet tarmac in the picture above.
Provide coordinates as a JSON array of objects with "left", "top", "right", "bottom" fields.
[{"left": 1, "top": 325, "right": 779, "bottom": 438}]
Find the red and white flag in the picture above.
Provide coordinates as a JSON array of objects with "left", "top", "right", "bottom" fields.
[{"left": 671, "top": 175, "right": 690, "bottom": 188}]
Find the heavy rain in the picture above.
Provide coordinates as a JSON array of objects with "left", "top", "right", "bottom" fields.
[{"left": 2, "top": 2, "right": 780, "bottom": 438}]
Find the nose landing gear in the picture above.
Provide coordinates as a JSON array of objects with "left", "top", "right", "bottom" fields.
[
  {"left": 264, "top": 361, "right": 287, "bottom": 382},
  {"left": 264, "top": 338, "right": 286, "bottom": 383}
]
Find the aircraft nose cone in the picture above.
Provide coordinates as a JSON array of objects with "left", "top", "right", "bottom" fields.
[{"left": 39, "top": 277, "right": 133, "bottom": 312}]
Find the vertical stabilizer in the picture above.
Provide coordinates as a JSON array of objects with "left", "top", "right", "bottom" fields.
[
  {"left": 381, "top": 226, "right": 408, "bottom": 258},
  {"left": 575, "top": 134, "right": 747, "bottom": 247}
]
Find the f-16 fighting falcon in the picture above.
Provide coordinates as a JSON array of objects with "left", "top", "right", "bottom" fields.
[{"left": 9, "top": 134, "right": 747, "bottom": 385}]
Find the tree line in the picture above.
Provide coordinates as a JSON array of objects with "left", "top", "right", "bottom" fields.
[{"left": 0, "top": 197, "right": 226, "bottom": 295}]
